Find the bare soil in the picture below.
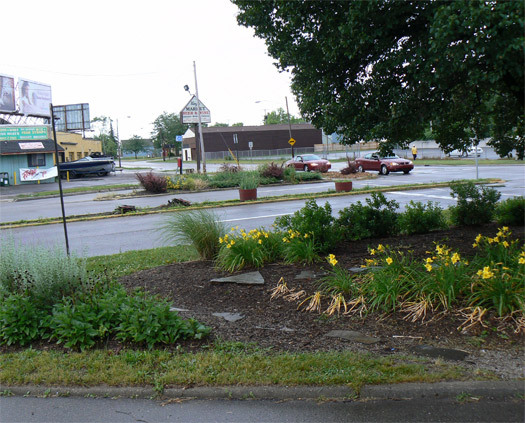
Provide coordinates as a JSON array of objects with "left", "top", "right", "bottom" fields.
[{"left": 118, "top": 223, "right": 525, "bottom": 378}]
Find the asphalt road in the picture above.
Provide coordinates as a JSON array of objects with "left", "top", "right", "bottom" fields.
[
  {"left": 1, "top": 395, "right": 523, "bottom": 423},
  {"left": 1, "top": 163, "right": 523, "bottom": 257}
]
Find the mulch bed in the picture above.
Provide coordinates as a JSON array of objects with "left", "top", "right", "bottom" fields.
[{"left": 119, "top": 223, "right": 524, "bottom": 355}]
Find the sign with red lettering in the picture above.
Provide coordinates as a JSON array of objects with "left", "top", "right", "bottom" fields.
[{"left": 180, "top": 95, "right": 211, "bottom": 124}]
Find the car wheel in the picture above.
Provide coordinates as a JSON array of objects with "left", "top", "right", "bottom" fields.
[
  {"left": 380, "top": 165, "right": 389, "bottom": 175},
  {"left": 303, "top": 165, "right": 309, "bottom": 172},
  {"left": 403, "top": 170, "right": 410, "bottom": 174},
  {"left": 97, "top": 171, "right": 106, "bottom": 176},
  {"left": 357, "top": 165, "right": 364, "bottom": 172}
]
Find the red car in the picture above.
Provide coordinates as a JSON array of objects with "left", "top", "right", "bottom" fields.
[
  {"left": 355, "top": 152, "right": 413, "bottom": 175},
  {"left": 285, "top": 154, "right": 331, "bottom": 172}
]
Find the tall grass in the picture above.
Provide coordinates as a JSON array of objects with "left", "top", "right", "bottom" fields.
[{"left": 160, "top": 210, "right": 226, "bottom": 260}]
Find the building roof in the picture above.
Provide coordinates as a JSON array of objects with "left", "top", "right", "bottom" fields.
[
  {"left": 0, "top": 139, "right": 64, "bottom": 155},
  {"left": 202, "top": 123, "right": 317, "bottom": 134}
]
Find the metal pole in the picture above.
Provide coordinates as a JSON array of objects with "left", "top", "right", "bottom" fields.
[
  {"left": 285, "top": 96, "right": 294, "bottom": 158},
  {"left": 194, "top": 61, "right": 206, "bottom": 173},
  {"left": 50, "top": 104, "right": 70, "bottom": 256},
  {"left": 116, "top": 118, "right": 122, "bottom": 168},
  {"left": 194, "top": 123, "right": 201, "bottom": 172}
]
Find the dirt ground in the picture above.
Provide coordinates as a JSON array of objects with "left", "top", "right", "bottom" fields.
[{"left": 119, "top": 223, "right": 524, "bottom": 378}]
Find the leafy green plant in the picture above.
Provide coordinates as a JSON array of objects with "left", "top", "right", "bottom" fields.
[
  {"left": 283, "top": 166, "right": 297, "bottom": 183},
  {"left": 216, "top": 228, "right": 279, "bottom": 271},
  {"left": 116, "top": 290, "right": 210, "bottom": 348},
  {"left": 161, "top": 210, "right": 226, "bottom": 260},
  {"left": 296, "top": 172, "right": 322, "bottom": 181},
  {"left": 336, "top": 192, "right": 399, "bottom": 241},
  {"left": 494, "top": 196, "right": 525, "bottom": 226},
  {"left": 0, "top": 293, "right": 47, "bottom": 346},
  {"left": 238, "top": 171, "right": 260, "bottom": 189},
  {"left": 274, "top": 200, "right": 340, "bottom": 254},
  {"left": 318, "top": 255, "right": 360, "bottom": 297},
  {"left": 281, "top": 230, "right": 319, "bottom": 264},
  {"left": 397, "top": 201, "right": 447, "bottom": 235},
  {"left": 449, "top": 181, "right": 501, "bottom": 226}
]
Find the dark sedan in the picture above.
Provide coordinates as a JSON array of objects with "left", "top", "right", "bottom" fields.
[
  {"left": 355, "top": 152, "right": 413, "bottom": 175},
  {"left": 285, "top": 154, "right": 331, "bottom": 172}
]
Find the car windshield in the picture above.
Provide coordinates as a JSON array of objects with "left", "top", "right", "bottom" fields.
[{"left": 302, "top": 154, "right": 321, "bottom": 161}]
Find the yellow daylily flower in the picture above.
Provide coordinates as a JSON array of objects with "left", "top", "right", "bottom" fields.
[
  {"left": 386, "top": 257, "right": 393, "bottom": 265},
  {"left": 424, "top": 263, "right": 433, "bottom": 272}
]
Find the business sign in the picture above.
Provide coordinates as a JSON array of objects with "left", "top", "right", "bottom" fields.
[
  {"left": 53, "top": 104, "right": 91, "bottom": 131},
  {"left": 180, "top": 95, "right": 211, "bottom": 124},
  {"left": 18, "top": 79, "right": 52, "bottom": 117},
  {"left": 0, "top": 126, "right": 49, "bottom": 140},
  {"left": 0, "top": 74, "right": 16, "bottom": 112},
  {"left": 19, "top": 166, "right": 58, "bottom": 182}
]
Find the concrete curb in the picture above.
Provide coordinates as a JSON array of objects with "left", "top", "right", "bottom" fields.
[{"left": 2, "top": 381, "right": 523, "bottom": 401}]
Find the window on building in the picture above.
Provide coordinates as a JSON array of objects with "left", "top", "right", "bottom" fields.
[
  {"left": 27, "top": 154, "right": 46, "bottom": 167},
  {"left": 77, "top": 152, "right": 82, "bottom": 160}
]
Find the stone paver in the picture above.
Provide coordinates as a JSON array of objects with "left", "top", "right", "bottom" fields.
[
  {"left": 210, "top": 271, "right": 265, "bottom": 285},
  {"left": 212, "top": 312, "right": 244, "bottom": 322},
  {"left": 411, "top": 345, "right": 469, "bottom": 361}
]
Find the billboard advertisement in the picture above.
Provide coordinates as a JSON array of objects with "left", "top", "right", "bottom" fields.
[
  {"left": 18, "top": 79, "right": 52, "bottom": 117},
  {"left": 180, "top": 95, "right": 211, "bottom": 124},
  {"left": 0, "top": 74, "right": 16, "bottom": 113},
  {"left": 52, "top": 104, "right": 91, "bottom": 131}
]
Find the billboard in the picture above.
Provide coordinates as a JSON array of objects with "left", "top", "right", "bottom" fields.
[
  {"left": 52, "top": 104, "right": 91, "bottom": 131},
  {"left": 0, "top": 74, "right": 16, "bottom": 113},
  {"left": 18, "top": 79, "right": 52, "bottom": 117},
  {"left": 0, "top": 125, "right": 49, "bottom": 141}
]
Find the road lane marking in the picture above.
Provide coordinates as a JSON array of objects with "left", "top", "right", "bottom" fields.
[{"left": 386, "top": 191, "right": 457, "bottom": 201}]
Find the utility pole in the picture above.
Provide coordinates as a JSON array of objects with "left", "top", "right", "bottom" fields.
[
  {"left": 285, "top": 96, "right": 294, "bottom": 158},
  {"left": 194, "top": 61, "right": 206, "bottom": 173}
]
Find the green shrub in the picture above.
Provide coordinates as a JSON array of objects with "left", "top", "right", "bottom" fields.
[
  {"left": 0, "top": 293, "right": 47, "bottom": 346},
  {"left": 274, "top": 200, "right": 340, "bottom": 254},
  {"left": 296, "top": 172, "right": 322, "bottom": 182},
  {"left": 161, "top": 210, "right": 226, "bottom": 260},
  {"left": 208, "top": 171, "right": 240, "bottom": 188},
  {"left": 283, "top": 166, "right": 297, "bottom": 183},
  {"left": 336, "top": 192, "right": 399, "bottom": 241},
  {"left": 494, "top": 196, "right": 525, "bottom": 226},
  {"left": 0, "top": 237, "right": 92, "bottom": 309},
  {"left": 398, "top": 201, "right": 447, "bottom": 235},
  {"left": 449, "top": 181, "right": 501, "bottom": 226}
]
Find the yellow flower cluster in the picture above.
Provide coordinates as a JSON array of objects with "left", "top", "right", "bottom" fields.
[
  {"left": 327, "top": 254, "right": 338, "bottom": 266},
  {"left": 219, "top": 226, "right": 270, "bottom": 249},
  {"left": 424, "top": 244, "right": 466, "bottom": 272},
  {"left": 282, "top": 229, "right": 309, "bottom": 243},
  {"left": 519, "top": 251, "right": 525, "bottom": 265},
  {"left": 166, "top": 175, "right": 187, "bottom": 190},
  {"left": 473, "top": 226, "right": 511, "bottom": 248},
  {"left": 477, "top": 266, "right": 495, "bottom": 279}
]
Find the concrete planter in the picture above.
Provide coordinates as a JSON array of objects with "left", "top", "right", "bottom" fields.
[
  {"left": 239, "top": 188, "right": 257, "bottom": 201},
  {"left": 334, "top": 181, "right": 353, "bottom": 192}
]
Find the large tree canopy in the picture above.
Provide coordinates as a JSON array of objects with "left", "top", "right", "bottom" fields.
[
  {"left": 151, "top": 112, "right": 188, "bottom": 154},
  {"left": 233, "top": 0, "right": 524, "bottom": 158}
]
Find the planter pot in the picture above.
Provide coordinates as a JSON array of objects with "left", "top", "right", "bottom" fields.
[
  {"left": 335, "top": 181, "right": 353, "bottom": 192},
  {"left": 239, "top": 188, "right": 257, "bottom": 201}
]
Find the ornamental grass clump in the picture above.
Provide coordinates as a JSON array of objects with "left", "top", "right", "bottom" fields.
[{"left": 161, "top": 210, "right": 226, "bottom": 260}]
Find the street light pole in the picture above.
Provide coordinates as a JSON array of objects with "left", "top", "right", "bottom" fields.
[
  {"left": 194, "top": 61, "right": 206, "bottom": 173},
  {"left": 116, "top": 118, "right": 122, "bottom": 168}
]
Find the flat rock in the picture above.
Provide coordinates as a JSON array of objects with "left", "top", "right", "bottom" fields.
[
  {"left": 169, "top": 307, "right": 189, "bottom": 312},
  {"left": 325, "top": 330, "right": 380, "bottom": 344},
  {"left": 212, "top": 312, "right": 244, "bottom": 322},
  {"left": 210, "top": 271, "right": 265, "bottom": 285},
  {"left": 294, "top": 270, "right": 327, "bottom": 280},
  {"left": 411, "top": 345, "right": 469, "bottom": 361}
]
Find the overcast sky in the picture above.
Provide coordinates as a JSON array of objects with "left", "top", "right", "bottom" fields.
[{"left": 1, "top": 0, "right": 300, "bottom": 139}]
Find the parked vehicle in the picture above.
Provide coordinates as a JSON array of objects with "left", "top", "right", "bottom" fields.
[
  {"left": 285, "top": 154, "right": 331, "bottom": 172},
  {"left": 447, "top": 146, "right": 483, "bottom": 157},
  {"left": 59, "top": 156, "right": 115, "bottom": 178},
  {"left": 355, "top": 152, "right": 413, "bottom": 175}
]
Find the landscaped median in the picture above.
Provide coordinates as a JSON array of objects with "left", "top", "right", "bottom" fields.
[{"left": 0, "top": 179, "right": 505, "bottom": 229}]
